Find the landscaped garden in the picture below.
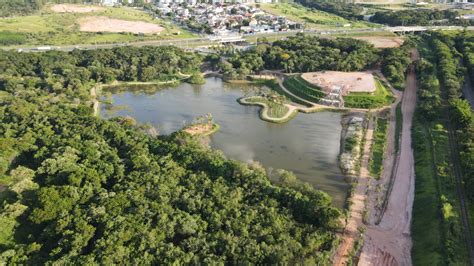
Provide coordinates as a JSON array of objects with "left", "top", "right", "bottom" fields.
[{"left": 283, "top": 75, "right": 326, "bottom": 104}]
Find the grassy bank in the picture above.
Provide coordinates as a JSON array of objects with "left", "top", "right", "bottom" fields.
[
  {"left": 369, "top": 116, "right": 388, "bottom": 179},
  {"left": 283, "top": 75, "right": 325, "bottom": 104},
  {"left": 262, "top": 79, "right": 313, "bottom": 107},
  {"left": 343, "top": 79, "right": 394, "bottom": 109},
  {"left": 259, "top": 3, "right": 374, "bottom": 29}
]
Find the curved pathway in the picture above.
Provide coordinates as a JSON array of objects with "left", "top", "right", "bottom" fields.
[{"left": 238, "top": 97, "right": 298, "bottom": 123}]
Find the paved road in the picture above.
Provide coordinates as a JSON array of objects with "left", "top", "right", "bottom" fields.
[{"left": 4, "top": 26, "right": 473, "bottom": 53}]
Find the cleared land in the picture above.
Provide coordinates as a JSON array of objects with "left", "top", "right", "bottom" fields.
[
  {"left": 79, "top": 16, "right": 164, "bottom": 34},
  {"left": 353, "top": 36, "right": 404, "bottom": 48},
  {"left": 302, "top": 71, "right": 377, "bottom": 94},
  {"left": 0, "top": 5, "right": 192, "bottom": 46},
  {"left": 51, "top": 4, "right": 103, "bottom": 13},
  {"left": 183, "top": 123, "right": 219, "bottom": 136}
]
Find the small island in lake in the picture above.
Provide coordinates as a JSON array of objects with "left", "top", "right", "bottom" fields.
[{"left": 182, "top": 113, "right": 220, "bottom": 136}]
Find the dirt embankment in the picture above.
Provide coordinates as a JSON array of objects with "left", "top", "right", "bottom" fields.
[
  {"left": 354, "top": 37, "right": 405, "bottom": 49},
  {"left": 78, "top": 16, "right": 164, "bottom": 34}
]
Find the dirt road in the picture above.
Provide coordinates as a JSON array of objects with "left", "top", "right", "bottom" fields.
[{"left": 358, "top": 51, "right": 419, "bottom": 266}]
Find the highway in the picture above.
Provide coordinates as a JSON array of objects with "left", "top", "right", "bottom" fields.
[{"left": 3, "top": 25, "right": 473, "bottom": 53}]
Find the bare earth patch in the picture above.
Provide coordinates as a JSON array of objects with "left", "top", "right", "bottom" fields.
[
  {"left": 301, "top": 71, "right": 376, "bottom": 95},
  {"left": 51, "top": 4, "right": 104, "bottom": 13},
  {"left": 354, "top": 36, "right": 405, "bottom": 48},
  {"left": 78, "top": 16, "right": 164, "bottom": 34},
  {"left": 183, "top": 123, "right": 218, "bottom": 136}
]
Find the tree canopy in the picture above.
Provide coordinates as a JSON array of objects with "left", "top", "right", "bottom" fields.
[
  {"left": 217, "top": 34, "right": 378, "bottom": 78},
  {"left": 0, "top": 46, "right": 342, "bottom": 264}
]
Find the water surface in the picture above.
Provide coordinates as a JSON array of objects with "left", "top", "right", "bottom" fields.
[{"left": 101, "top": 78, "right": 349, "bottom": 207}]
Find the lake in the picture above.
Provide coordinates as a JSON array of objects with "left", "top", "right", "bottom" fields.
[{"left": 101, "top": 77, "right": 349, "bottom": 207}]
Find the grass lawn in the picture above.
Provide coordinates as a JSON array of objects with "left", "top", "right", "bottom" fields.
[
  {"left": 344, "top": 79, "right": 394, "bottom": 109},
  {"left": 259, "top": 3, "right": 376, "bottom": 29},
  {"left": 0, "top": 5, "right": 194, "bottom": 46}
]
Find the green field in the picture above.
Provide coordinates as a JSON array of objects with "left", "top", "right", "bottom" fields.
[
  {"left": 260, "top": 3, "right": 377, "bottom": 29},
  {"left": 0, "top": 5, "right": 194, "bottom": 46},
  {"left": 343, "top": 79, "right": 394, "bottom": 109}
]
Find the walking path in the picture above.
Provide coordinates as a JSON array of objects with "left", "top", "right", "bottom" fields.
[
  {"left": 333, "top": 117, "right": 374, "bottom": 266},
  {"left": 238, "top": 97, "right": 299, "bottom": 123},
  {"left": 358, "top": 50, "right": 419, "bottom": 266}
]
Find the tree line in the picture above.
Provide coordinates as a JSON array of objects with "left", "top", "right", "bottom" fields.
[
  {"left": 1, "top": 46, "right": 202, "bottom": 96},
  {"left": 0, "top": 46, "right": 342, "bottom": 263},
  {"left": 214, "top": 34, "right": 379, "bottom": 79},
  {"left": 412, "top": 31, "right": 473, "bottom": 265},
  {"left": 380, "top": 44, "right": 412, "bottom": 91},
  {"left": 429, "top": 32, "right": 473, "bottom": 207},
  {"left": 370, "top": 9, "right": 472, "bottom": 26}
]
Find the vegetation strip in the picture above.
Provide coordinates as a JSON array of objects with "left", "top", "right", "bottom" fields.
[{"left": 369, "top": 117, "right": 388, "bottom": 179}]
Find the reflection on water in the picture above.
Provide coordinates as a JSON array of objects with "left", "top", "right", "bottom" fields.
[{"left": 101, "top": 77, "right": 349, "bottom": 207}]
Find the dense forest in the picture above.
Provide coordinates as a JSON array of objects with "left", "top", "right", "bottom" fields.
[
  {"left": 370, "top": 9, "right": 470, "bottom": 26},
  {"left": 216, "top": 34, "right": 378, "bottom": 78},
  {"left": 380, "top": 45, "right": 412, "bottom": 91},
  {"left": 0, "top": 46, "right": 342, "bottom": 263},
  {"left": 1, "top": 46, "right": 202, "bottom": 89}
]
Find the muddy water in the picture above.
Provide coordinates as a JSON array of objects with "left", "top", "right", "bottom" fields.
[{"left": 101, "top": 77, "right": 349, "bottom": 207}]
